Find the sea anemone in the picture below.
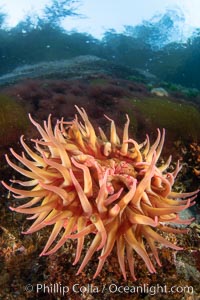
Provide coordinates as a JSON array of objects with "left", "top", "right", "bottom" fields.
[{"left": 2, "top": 106, "right": 198, "bottom": 280}]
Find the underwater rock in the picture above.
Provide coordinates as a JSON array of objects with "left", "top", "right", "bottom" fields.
[
  {"left": 0, "top": 56, "right": 102, "bottom": 85},
  {"left": 151, "top": 87, "right": 169, "bottom": 97},
  {"left": 0, "top": 55, "right": 145, "bottom": 86}
]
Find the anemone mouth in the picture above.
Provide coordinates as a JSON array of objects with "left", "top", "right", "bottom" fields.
[{"left": 2, "top": 106, "right": 198, "bottom": 280}]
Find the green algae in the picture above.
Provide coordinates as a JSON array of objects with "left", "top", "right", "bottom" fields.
[
  {"left": 130, "top": 97, "right": 200, "bottom": 141},
  {"left": 89, "top": 78, "right": 109, "bottom": 86},
  {"left": 0, "top": 94, "right": 29, "bottom": 147}
]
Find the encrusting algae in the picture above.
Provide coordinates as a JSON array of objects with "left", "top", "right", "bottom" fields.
[{"left": 2, "top": 106, "right": 199, "bottom": 280}]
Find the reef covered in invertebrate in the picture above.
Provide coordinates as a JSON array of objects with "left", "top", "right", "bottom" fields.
[{"left": 2, "top": 106, "right": 199, "bottom": 280}]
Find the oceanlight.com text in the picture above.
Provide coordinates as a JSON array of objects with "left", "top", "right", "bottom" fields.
[{"left": 23, "top": 282, "right": 194, "bottom": 296}]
